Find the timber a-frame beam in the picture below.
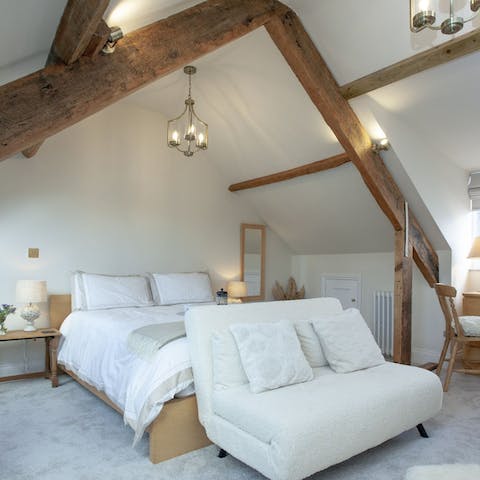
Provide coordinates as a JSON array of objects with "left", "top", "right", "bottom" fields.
[
  {"left": 22, "top": 0, "right": 111, "bottom": 158},
  {"left": 264, "top": 8, "right": 438, "bottom": 363},
  {"left": 228, "top": 153, "right": 350, "bottom": 192},
  {"left": 0, "top": 0, "right": 286, "bottom": 162},
  {"left": 340, "top": 28, "right": 480, "bottom": 100}
]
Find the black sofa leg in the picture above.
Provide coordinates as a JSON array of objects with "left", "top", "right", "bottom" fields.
[
  {"left": 417, "top": 424, "right": 429, "bottom": 438},
  {"left": 218, "top": 448, "right": 228, "bottom": 458}
]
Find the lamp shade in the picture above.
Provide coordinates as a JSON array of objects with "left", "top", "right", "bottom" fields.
[
  {"left": 227, "top": 281, "right": 247, "bottom": 298},
  {"left": 16, "top": 280, "right": 47, "bottom": 304},
  {"left": 468, "top": 237, "right": 480, "bottom": 259}
]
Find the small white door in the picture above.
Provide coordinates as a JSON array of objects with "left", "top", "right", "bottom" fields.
[{"left": 321, "top": 275, "right": 361, "bottom": 310}]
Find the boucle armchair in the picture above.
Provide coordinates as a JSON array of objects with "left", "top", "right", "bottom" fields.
[{"left": 185, "top": 298, "right": 443, "bottom": 480}]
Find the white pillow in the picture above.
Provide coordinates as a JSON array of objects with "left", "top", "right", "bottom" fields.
[
  {"left": 312, "top": 308, "right": 385, "bottom": 373},
  {"left": 71, "top": 271, "right": 85, "bottom": 311},
  {"left": 230, "top": 322, "right": 314, "bottom": 393},
  {"left": 211, "top": 328, "right": 248, "bottom": 391},
  {"left": 149, "top": 272, "right": 213, "bottom": 305},
  {"left": 73, "top": 272, "right": 154, "bottom": 310},
  {"left": 294, "top": 321, "right": 328, "bottom": 367}
]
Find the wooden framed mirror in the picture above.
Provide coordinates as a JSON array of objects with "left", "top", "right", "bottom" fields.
[{"left": 240, "top": 223, "right": 266, "bottom": 302}]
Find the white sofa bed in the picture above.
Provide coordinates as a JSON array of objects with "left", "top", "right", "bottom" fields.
[{"left": 185, "top": 298, "right": 443, "bottom": 480}]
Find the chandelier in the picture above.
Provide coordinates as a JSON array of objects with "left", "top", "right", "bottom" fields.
[
  {"left": 167, "top": 66, "right": 208, "bottom": 157},
  {"left": 410, "top": 0, "right": 480, "bottom": 34}
]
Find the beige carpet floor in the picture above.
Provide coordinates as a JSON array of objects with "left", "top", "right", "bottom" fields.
[{"left": 0, "top": 371, "right": 479, "bottom": 480}]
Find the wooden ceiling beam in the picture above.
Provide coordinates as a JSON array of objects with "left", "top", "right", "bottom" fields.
[
  {"left": 48, "top": 0, "right": 111, "bottom": 65},
  {"left": 265, "top": 9, "right": 439, "bottom": 291},
  {"left": 340, "top": 28, "right": 480, "bottom": 100},
  {"left": 0, "top": 0, "right": 285, "bottom": 163},
  {"left": 228, "top": 153, "right": 350, "bottom": 192},
  {"left": 22, "top": 0, "right": 110, "bottom": 158},
  {"left": 265, "top": 11, "right": 405, "bottom": 231}
]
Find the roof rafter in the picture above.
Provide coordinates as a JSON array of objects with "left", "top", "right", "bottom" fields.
[
  {"left": 340, "top": 28, "right": 480, "bottom": 100},
  {"left": 228, "top": 153, "right": 350, "bottom": 192},
  {"left": 22, "top": 0, "right": 111, "bottom": 158}
]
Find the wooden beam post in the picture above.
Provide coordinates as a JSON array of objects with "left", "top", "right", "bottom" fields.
[
  {"left": 228, "top": 153, "right": 350, "bottom": 192},
  {"left": 340, "top": 28, "right": 480, "bottom": 100},
  {"left": 0, "top": 0, "right": 285, "bottom": 163},
  {"left": 48, "top": 0, "right": 111, "bottom": 65},
  {"left": 394, "top": 216, "right": 413, "bottom": 364},
  {"left": 22, "top": 0, "right": 111, "bottom": 158}
]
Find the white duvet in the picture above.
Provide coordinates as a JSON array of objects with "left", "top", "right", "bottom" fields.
[{"left": 57, "top": 305, "right": 194, "bottom": 444}]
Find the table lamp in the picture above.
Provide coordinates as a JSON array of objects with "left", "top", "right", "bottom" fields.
[
  {"left": 16, "top": 280, "right": 47, "bottom": 331},
  {"left": 468, "top": 236, "right": 480, "bottom": 260},
  {"left": 227, "top": 281, "right": 247, "bottom": 304}
]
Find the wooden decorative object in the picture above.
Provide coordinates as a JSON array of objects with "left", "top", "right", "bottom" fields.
[
  {"left": 49, "top": 294, "right": 211, "bottom": 463},
  {"left": 272, "top": 277, "right": 305, "bottom": 301}
]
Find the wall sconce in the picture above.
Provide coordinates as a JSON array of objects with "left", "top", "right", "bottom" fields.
[
  {"left": 372, "top": 138, "right": 390, "bottom": 153},
  {"left": 102, "top": 26, "right": 124, "bottom": 54}
]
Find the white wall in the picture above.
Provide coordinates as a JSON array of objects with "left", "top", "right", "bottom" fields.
[
  {"left": 0, "top": 102, "right": 292, "bottom": 376},
  {"left": 292, "top": 250, "right": 451, "bottom": 364}
]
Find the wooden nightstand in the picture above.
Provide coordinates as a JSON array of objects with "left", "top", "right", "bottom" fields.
[{"left": 0, "top": 328, "right": 61, "bottom": 387}]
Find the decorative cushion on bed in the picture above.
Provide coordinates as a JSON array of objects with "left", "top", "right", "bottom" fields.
[
  {"left": 457, "top": 316, "right": 480, "bottom": 336},
  {"left": 312, "top": 308, "right": 385, "bottom": 373},
  {"left": 211, "top": 328, "right": 248, "bottom": 390},
  {"left": 74, "top": 272, "right": 154, "bottom": 310},
  {"left": 294, "top": 321, "right": 328, "bottom": 367},
  {"left": 149, "top": 272, "right": 214, "bottom": 305},
  {"left": 230, "top": 322, "right": 314, "bottom": 393}
]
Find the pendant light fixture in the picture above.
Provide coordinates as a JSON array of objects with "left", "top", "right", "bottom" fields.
[
  {"left": 167, "top": 66, "right": 208, "bottom": 157},
  {"left": 410, "top": 0, "right": 480, "bottom": 35}
]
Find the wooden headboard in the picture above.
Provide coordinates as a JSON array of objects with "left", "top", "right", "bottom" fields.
[{"left": 49, "top": 295, "right": 72, "bottom": 330}]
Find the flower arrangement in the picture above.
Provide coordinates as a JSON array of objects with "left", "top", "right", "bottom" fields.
[{"left": 0, "top": 304, "right": 16, "bottom": 335}]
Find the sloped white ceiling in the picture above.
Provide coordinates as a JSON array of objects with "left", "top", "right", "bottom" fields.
[{"left": 1, "top": 0, "right": 467, "bottom": 254}]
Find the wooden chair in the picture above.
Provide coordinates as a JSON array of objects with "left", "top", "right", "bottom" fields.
[{"left": 434, "top": 283, "right": 480, "bottom": 391}]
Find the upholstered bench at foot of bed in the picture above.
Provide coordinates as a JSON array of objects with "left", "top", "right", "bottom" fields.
[{"left": 209, "top": 363, "right": 442, "bottom": 480}]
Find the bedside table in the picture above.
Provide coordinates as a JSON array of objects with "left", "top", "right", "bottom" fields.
[{"left": 0, "top": 328, "right": 61, "bottom": 387}]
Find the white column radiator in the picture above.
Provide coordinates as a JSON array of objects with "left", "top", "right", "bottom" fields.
[{"left": 373, "top": 291, "right": 394, "bottom": 357}]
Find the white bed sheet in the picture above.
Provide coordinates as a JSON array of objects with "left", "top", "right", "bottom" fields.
[{"left": 57, "top": 305, "right": 193, "bottom": 443}]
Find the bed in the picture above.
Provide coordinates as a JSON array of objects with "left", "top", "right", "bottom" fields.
[{"left": 49, "top": 292, "right": 211, "bottom": 464}]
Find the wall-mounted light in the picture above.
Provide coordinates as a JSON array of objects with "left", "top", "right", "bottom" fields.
[
  {"left": 372, "top": 138, "right": 390, "bottom": 153},
  {"left": 102, "top": 26, "right": 124, "bottom": 54}
]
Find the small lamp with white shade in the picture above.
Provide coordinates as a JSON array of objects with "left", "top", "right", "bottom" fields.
[
  {"left": 16, "top": 280, "right": 47, "bottom": 331},
  {"left": 227, "top": 281, "right": 247, "bottom": 304}
]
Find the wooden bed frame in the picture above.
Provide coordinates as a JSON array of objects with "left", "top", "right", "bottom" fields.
[{"left": 49, "top": 294, "right": 211, "bottom": 464}]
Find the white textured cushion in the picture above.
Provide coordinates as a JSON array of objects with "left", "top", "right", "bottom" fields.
[
  {"left": 312, "top": 308, "right": 385, "bottom": 373},
  {"left": 230, "top": 322, "right": 313, "bottom": 393},
  {"left": 294, "top": 321, "right": 328, "bottom": 367},
  {"left": 212, "top": 329, "right": 248, "bottom": 390},
  {"left": 80, "top": 273, "right": 154, "bottom": 310},
  {"left": 458, "top": 316, "right": 480, "bottom": 336},
  {"left": 149, "top": 272, "right": 213, "bottom": 305}
]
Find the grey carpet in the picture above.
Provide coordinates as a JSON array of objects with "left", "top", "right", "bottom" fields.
[{"left": 0, "top": 372, "right": 479, "bottom": 480}]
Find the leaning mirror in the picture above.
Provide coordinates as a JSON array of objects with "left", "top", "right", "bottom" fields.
[{"left": 240, "top": 223, "right": 266, "bottom": 302}]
